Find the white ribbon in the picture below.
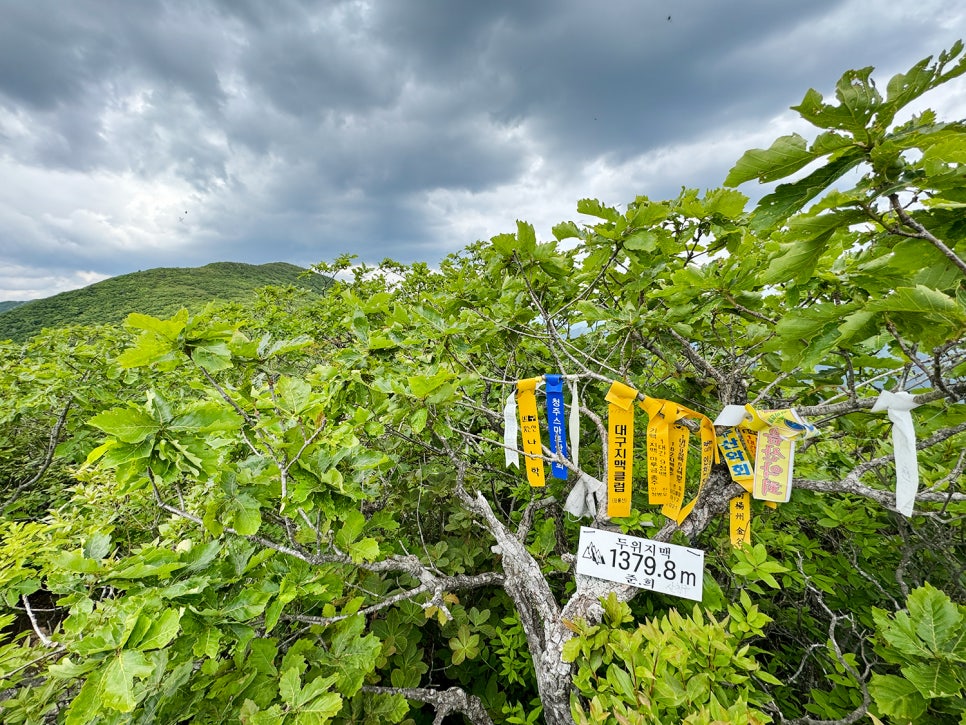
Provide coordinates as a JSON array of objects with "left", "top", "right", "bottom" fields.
[
  {"left": 504, "top": 392, "right": 519, "bottom": 468},
  {"left": 871, "top": 390, "right": 922, "bottom": 517},
  {"left": 569, "top": 380, "right": 581, "bottom": 468}
]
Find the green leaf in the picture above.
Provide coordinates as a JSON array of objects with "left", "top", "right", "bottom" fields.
[
  {"left": 902, "top": 661, "right": 963, "bottom": 698},
  {"left": 516, "top": 220, "right": 537, "bottom": 253},
  {"left": 725, "top": 134, "right": 818, "bottom": 186},
  {"left": 101, "top": 649, "right": 155, "bottom": 713},
  {"left": 190, "top": 344, "right": 233, "bottom": 372},
  {"left": 83, "top": 532, "right": 113, "bottom": 561},
  {"left": 124, "top": 310, "right": 188, "bottom": 338},
  {"left": 231, "top": 494, "right": 262, "bottom": 536},
  {"left": 866, "top": 286, "right": 965, "bottom": 317},
  {"left": 348, "top": 537, "right": 380, "bottom": 563},
  {"left": 750, "top": 150, "right": 864, "bottom": 231},
  {"left": 280, "top": 666, "right": 302, "bottom": 707},
  {"left": 577, "top": 198, "right": 620, "bottom": 223},
  {"left": 407, "top": 371, "right": 453, "bottom": 398},
  {"left": 169, "top": 402, "right": 241, "bottom": 432},
  {"left": 552, "top": 221, "right": 582, "bottom": 240},
  {"left": 906, "top": 583, "right": 964, "bottom": 652},
  {"left": 761, "top": 230, "right": 834, "bottom": 284},
  {"left": 132, "top": 607, "right": 182, "bottom": 651},
  {"left": 89, "top": 406, "right": 161, "bottom": 444},
  {"left": 791, "top": 68, "right": 881, "bottom": 134},
  {"left": 869, "top": 674, "right": 928, "bottom": 721}
]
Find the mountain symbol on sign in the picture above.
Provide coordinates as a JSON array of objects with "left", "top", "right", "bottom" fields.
[{"left": 581, "top": 542, "right": 606, "bottom": 565}]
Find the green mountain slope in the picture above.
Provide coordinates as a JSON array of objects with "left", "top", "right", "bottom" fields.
[
  {"left": 0, "top": 262, "right": 331, "bottom": 342},
  {"left": 0, "top": 301, "right": 24, "bottom": 314}
]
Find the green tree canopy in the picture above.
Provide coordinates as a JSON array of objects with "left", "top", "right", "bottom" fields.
[{"left": 1, "top": 45, "right": 965, "bottom": 725}]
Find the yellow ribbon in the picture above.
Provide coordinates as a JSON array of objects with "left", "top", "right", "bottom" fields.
[
  {"left": 641, "top": 399, "right": 717, "bottom": 524},
  {"left": 605, "top": 381, "right": 637, "bottom": 518},
  {"left": 743, "top": 405, "right": 817, "bottom": 504},
  {"left": 730, "top": 491, "right": 752, "bottom": 547},
  {"left": 516, "top": 378, "right": 545, "bottom": 488}
]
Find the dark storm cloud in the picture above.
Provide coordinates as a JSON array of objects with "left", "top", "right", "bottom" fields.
[{"left": 0, "top": 0, "right": 963, "bottom": 299}]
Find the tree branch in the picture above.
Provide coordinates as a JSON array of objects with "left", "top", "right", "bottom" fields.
[
  {"left": 888, "top": 193, "right": 966, "bottom": 276},
  {"left": 285, "top": 572, "right": 504, "bottom": 627},
  {"left": 361, "top": 685, "right": 494, "bottom": 725},
  {"left": 3, "top": 395, "right": 74, "bottom": 509}
]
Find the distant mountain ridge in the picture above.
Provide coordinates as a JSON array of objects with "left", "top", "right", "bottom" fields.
[{"left": 0, "top": 262, "right": 332, "bottom": 342}]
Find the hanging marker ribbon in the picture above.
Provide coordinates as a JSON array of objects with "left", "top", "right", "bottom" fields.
[
  {"left": 746, "top": 406, "right": 818, "bottom": 503},
  {"left": 871, "top": 391, "right": 922, "bottom": 517},
  {"left": 569, "top": 380, "right": 581, "bottom": 469},
  {"left": 545, "top": 374, "right": 569, "bottom": 480},
  {"left": 730, "top": 492, "right": 752, "bottom": 547},
  {"left": 641, "top": 399, "right": 671, "bottom": 505},
  {"left": 504, "top": 392, "right": 519, "bottom": 468},
  {"left": 517, "top": 378, "right": 545, "bottom": 487},
  {"left": 605, "top": 381, "right": 638, "bottom": 518},
  {"left": 716, "top": 427, "right": 754, "bottom": 487},
  {"left": 641, "top": 399, "right": 716, "bottom": 523}
]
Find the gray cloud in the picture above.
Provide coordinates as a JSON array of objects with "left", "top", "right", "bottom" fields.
[{"left": 0, "top": 0, "right": 963, "bottom": 299}]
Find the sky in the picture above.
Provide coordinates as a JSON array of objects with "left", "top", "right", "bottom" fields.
[{"left": 0, "top": 1, "right": 964, "bottom": 301}]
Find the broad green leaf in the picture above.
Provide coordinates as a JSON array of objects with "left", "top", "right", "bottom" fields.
[
  {"left": 295, "top": 673, "right": 339, "bottom": 708},
  {"left": 124, "top": 310, "right": 188, "bottom": 338},
  {"left": 881, "top": 42, "right": 966, "bottom": 126},
  {"left": 65, "top": 669, "right": 106, "bottom": 725},
  {"left": 761, "top": 230, "right": 834, "bottom": 284},
  {"left": 902, "top": 661, "right": 963, "bottom": 698},
  {"left": 101, "top": 649, "right": 154, "bottom": 712},
  {"left": 906, "top": 584, "right": 964, "bottom": 652},
  {"left": 348, "top": 537, "right": 379, "bottom": 563},
  {"left": 552, "top": 220, "right": 582, "bottom": 240},
  {"left": 192, "top": 625, "right": 223, "bottom": 659},
  {"left": 220, "top": 588, "right": 273, "bottom": 622},
  {"left": 866, "top": 286, "right": 965, "bottom": 317},
  {"left": 83, "top": 531, "right": 113, "bottom": 561},
  {"left": 517, "top": 220, "right": 537, "bottom": 253},
  {"left": 407, "top": 371, "right": 452, "bottom": 398},
  {"left": 577, "top": 198, "right": 620, "bottom": 223},
  {"left": 89, "top": 406, "right": 160, "bottom": 444},
  {"left": 280, "top": 666, "right": 302, "bottom": 707},
  {"left": 624, "top": 230, "right": 660, "bottom": 252},
  {"left": 873, "top": 608, "right": 930, "bottom": 659},
  {"left": 132, "top": 607, "right": 182, "bottom": 651},
  {"left": 190, "top": 342, "right": 233, "bottom": 372},
  {"left": 725, "top": 134, "right": 818, "bottom": 186},
  {"left": 118, "top": 333, "right": 179, "bottom": 369},
  {"left": 299, "top": 692, "right": 342, "bottom": 720},
  {"left": 869, "top": 674, "right": 928, "bottom": 721},
  {"left": 750, "top": 150, "right": 864, "bottom": 231},
  {"left": 791, "top": 68, "right": 880, "bottom": 134},
  {"left": 230, "top": 493, "right": 262, "bottom": 536},
  {"left": 169, "top": 402, "right": 242, "bottom": 433},
  {"left": 248, "top": 638, "right": 279, "bottom": 676}
]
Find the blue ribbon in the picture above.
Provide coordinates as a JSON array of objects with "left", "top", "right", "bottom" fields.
[{"left": 545, "top": 374, "right": 569, "bottom": 479}]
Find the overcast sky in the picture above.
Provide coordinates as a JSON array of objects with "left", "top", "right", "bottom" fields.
[{"left": 1, "top": 1, "right": 963, "bottom": 300}]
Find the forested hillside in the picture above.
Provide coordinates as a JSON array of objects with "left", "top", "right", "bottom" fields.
[
  {"left": 0, "top": 262, "right": 332, "bottom": 342},
  {"left": 0, "top": 47, "right": 964, "bottom": 725},
  {"left": 0, "top": 302, "right": 24, "bottom": 314}
]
